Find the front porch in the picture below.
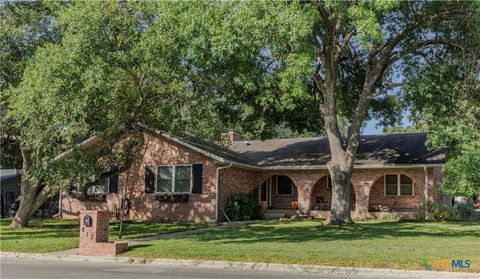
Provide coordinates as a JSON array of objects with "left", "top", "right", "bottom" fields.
[{"left": 255, "top": 171, "right": 427, "bottom": 221}]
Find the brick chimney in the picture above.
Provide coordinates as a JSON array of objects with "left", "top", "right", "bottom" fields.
[{"left": 221, "top": 129, "right": 243, "bottom": 144}]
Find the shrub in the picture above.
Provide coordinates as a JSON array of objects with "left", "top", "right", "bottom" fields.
[
  {"left": 453, "top": 201, "right": 475, "bottom": 220},
  {"left": 419, "top": 201, "right": 456, "bottom": 221},
  {"left": 370, "top": 205, "right": 392, "bottom": 212},
  {"left": 225, "top": 193, "right": 261, "bottom": 221},
  {"left": 379, "top": 212, "right": 400, "bottom": 221}
]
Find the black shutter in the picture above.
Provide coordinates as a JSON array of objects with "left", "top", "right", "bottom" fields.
[
  {"left": 191, "top": 164, "right": 203, "bottom": 194},
  {"left": 108, "top": 175, "right": 118, "bottom": 193},
  {"left": 145, "top": 165, "right": 155, "bottom": 193}
]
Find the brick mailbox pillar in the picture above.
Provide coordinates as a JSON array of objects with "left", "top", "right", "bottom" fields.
[{"left": 79, "top": 210, "right": 127, "bottom": 256}]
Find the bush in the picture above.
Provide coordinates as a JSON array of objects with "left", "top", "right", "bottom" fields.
[
  {"left": 454, "top": 201, "right": 475, "bottom": 220},
  {"left": 225, "top": 193, "right": 261, "bottom": 221},
  {"left": 379, "top": 212, "right": 400, "bottom": 221},
  {"left": 419, "top": 201, "right": 455, "bottom": 221},
  {"left": 370, "top": 204, "right": 392, "bottom": 212}
]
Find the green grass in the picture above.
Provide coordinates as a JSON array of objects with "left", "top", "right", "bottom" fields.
[
  {"left": 125, "top": 220, "right": 480, "bottom": 272},
  {"left": 0, "top": 218, "right": 207, "bottom": 253}
]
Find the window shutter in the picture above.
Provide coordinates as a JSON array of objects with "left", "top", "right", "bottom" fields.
[
  {"left": 191, "top": 164, "right": 203, "bottom": 194},
  {"left": 108, "top": 175, "right": 118, "bottom": 193},
  {"left": 145, "top": 165, "right": 155, "bottom": 193}
]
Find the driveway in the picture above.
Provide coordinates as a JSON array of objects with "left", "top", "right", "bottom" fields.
[{"left": 1, "top": 257, "right": 476, "bottom": 279}]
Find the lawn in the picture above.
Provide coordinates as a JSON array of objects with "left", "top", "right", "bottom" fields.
[
  {"left": 0, "top": 218, "right": 207, "bottom": 253},
  {"left": 126, "top": 220, "right": 480, "bottom": 272}
]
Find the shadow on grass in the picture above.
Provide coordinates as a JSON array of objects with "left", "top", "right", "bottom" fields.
[
  {"left": 180, "top": 220, "right": 480, "bottom": 245},
  {"left": 109, "top": 221, "right": 206, "bottom": 239}
]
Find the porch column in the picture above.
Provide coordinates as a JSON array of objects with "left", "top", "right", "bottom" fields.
[
  {"left": 296, "top": 184, "right": 314, "bottom": 215},
  {"left": 351, "top": 174, "right": 373, "bottom": 215}
]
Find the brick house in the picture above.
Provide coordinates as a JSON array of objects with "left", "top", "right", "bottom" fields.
[{"left": 60, "top": 129, "right": 448, "bottom": 222}]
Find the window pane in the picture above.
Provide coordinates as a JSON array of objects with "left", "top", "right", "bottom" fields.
[
  {"left": 175, "top": 179, "right": 191, "bottom": 192},
  {"left": 175, "top": 166, "right": 191, "bottom": 179},
  {"left": 174, "top": 166, "right": 191, "bottom": 192},
  {"left": 400, "top": 184, "right": 413, "bottom": 195},
  {"left": 277, "top": 176, "right": 293, "bottom": 195},
  {"left": 157, "top": 166, "right": 173, "bottom": 192},
  {"left": 385, "top": 175, "right": 397, "bottom": 184},
  {"left": 87, "top": 185, "right": 106, "bottom": 194},
  {"left": 385, "top": 184, "right": 398, "bottom": 195},
  {"left": 400, "top": 175, "right": 412, "bottom": 184},
  {"left": 158, "top": 166, "right": 173, "bottom": 180}
]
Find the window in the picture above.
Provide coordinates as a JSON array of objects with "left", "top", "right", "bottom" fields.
[
  {"left": 400, "top": 175, "right": 413, "bottom": 195},
  {"left": 384, "top": 174, "right": 413, "bottom": 196},
  {"left": 276, "top": 175, "right": 293, "bottom": 195},
  {"left": 156, "top": 165, "right": 192, "bottom": 193},
  {"left": 326, "top": 175, "right": 332, "bottom": 189}
]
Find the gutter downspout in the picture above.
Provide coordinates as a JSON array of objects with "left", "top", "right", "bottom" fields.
[
  {"left": 423, "top": 165, "right": 429, "bottom": 203},
  {"left": 215, "top": 164, "right": 232, "bottom": 223}
]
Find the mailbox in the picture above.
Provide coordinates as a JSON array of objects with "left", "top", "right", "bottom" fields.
[{"left": 83, "top": 215, "right": 93, "bottom": 226}]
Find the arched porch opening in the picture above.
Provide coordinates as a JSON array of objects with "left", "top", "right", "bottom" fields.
[
  {"left": 368, "top": 173, "right": 421, "bottom": 212},
  {"left": 310, "top": 175, "right": 356, "bottom": 211},
  {"left": 258, "top": 175, "right": 298, "bottom": 210}
]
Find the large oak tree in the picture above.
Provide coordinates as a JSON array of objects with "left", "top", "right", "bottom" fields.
[{"left": 201, "top": 0, "right": 478, "bottom": 224}]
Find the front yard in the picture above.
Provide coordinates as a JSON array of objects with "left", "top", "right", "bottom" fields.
[
  {"left": 126, "top": 220, "right": 480, "bottom": 272},
  {"left": 1, "top": 218, "right": 479, "bottom": 272},
  {"left": 0, "top": 218, "right": 207, "bottom": 253}
]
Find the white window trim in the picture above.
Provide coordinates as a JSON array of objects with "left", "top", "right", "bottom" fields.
[
  {"left": 275, "top": 175, "right": 294, "bottom": 196},
  {"left": 384, "top": 174, "right": 414, "bottom": 197},
  {"left": 155, "top": 164, "right": 193, "bottom": 194},
  {"left": 326, "top": 175, "right": 332, "bottom": 189}
]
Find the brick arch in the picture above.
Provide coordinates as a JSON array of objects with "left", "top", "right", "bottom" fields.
[
  {"left": 367, "top": 172, "right": 422, "bottom": 212},
  {"left": 257, "top": 174, "right": 299, "bottom": 210},
  {"left": 310, "top": 175, "right": 356, "bottom": 211}
]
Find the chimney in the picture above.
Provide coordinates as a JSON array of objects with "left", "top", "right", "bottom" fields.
[{"left": 221, "top": 129, "right": 243, "bottom": 144}]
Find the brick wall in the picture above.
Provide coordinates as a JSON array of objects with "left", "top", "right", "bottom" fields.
[
  {"left": 62, "top": 132, "right": 217, "bottom": 222},
  {"left": 310, "top": 176, "right": 355, "bottom": 211},
  {"left": 217, "top": 167, "right": 261, "bottom": 221}
]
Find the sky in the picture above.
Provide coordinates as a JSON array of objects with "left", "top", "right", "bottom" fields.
[{"left": 363, "top": 119, "right": 383, "bottom": 135}]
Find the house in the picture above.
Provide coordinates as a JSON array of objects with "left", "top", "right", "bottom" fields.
[
  {"left": 60, "top": 129, "right": 449, "bottom": 222},
  {"left": 0, "top": 169, "right": 21, "bottom": 218}
]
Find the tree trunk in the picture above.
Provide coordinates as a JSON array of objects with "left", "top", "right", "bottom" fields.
[
  {"left": 9, "top": 177, "right": 49, "bottom": 228},
  {"left": 325, "top": 158, "right": 354, "bottom": 225}
]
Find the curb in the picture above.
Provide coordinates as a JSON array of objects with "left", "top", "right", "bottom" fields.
[{"left": 1, "top": 252, "right": 477, "bottom": 278}]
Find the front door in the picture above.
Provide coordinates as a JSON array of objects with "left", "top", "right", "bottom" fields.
[{"left": 260, "top": 177, "right": 273, "bottom": 209}]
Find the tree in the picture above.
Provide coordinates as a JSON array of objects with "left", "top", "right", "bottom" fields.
[
  {"left": 1, "top": 0, "right": 66, "bottom": 227},
  {"left": 202, "top": 1, "right": 478, "bottom": 224},
  {"left": 405, "top": 56, "right": 480, "bottom": 198},
  {"left": 3, "top": 1, "right": 231, "bottom": 227}
]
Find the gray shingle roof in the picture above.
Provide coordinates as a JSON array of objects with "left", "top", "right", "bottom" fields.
[
  {"left": 0, "top": 169, "right": 19, "bottom": 183},
  {"left": 224, "top": 133, "right": 446, "bottom": 167}
]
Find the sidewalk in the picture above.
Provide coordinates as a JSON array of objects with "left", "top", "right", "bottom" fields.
[{"left": 1, "top": 251, "right": 477, "bottom": 279}]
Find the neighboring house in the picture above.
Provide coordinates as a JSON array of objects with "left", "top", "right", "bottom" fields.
[
  {"left": 61, "top": 129, "right": 449, "bottom": 222},
  {"left": 0, "top": 169, "right": 59, "bottom": 218},
  {"left": 0, "top": 169, "right": 21, "bottom": 218}
]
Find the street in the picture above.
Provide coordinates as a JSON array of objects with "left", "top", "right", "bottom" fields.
[{"left": 0, "top": 257, "right": 477, "bottom": 279}]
